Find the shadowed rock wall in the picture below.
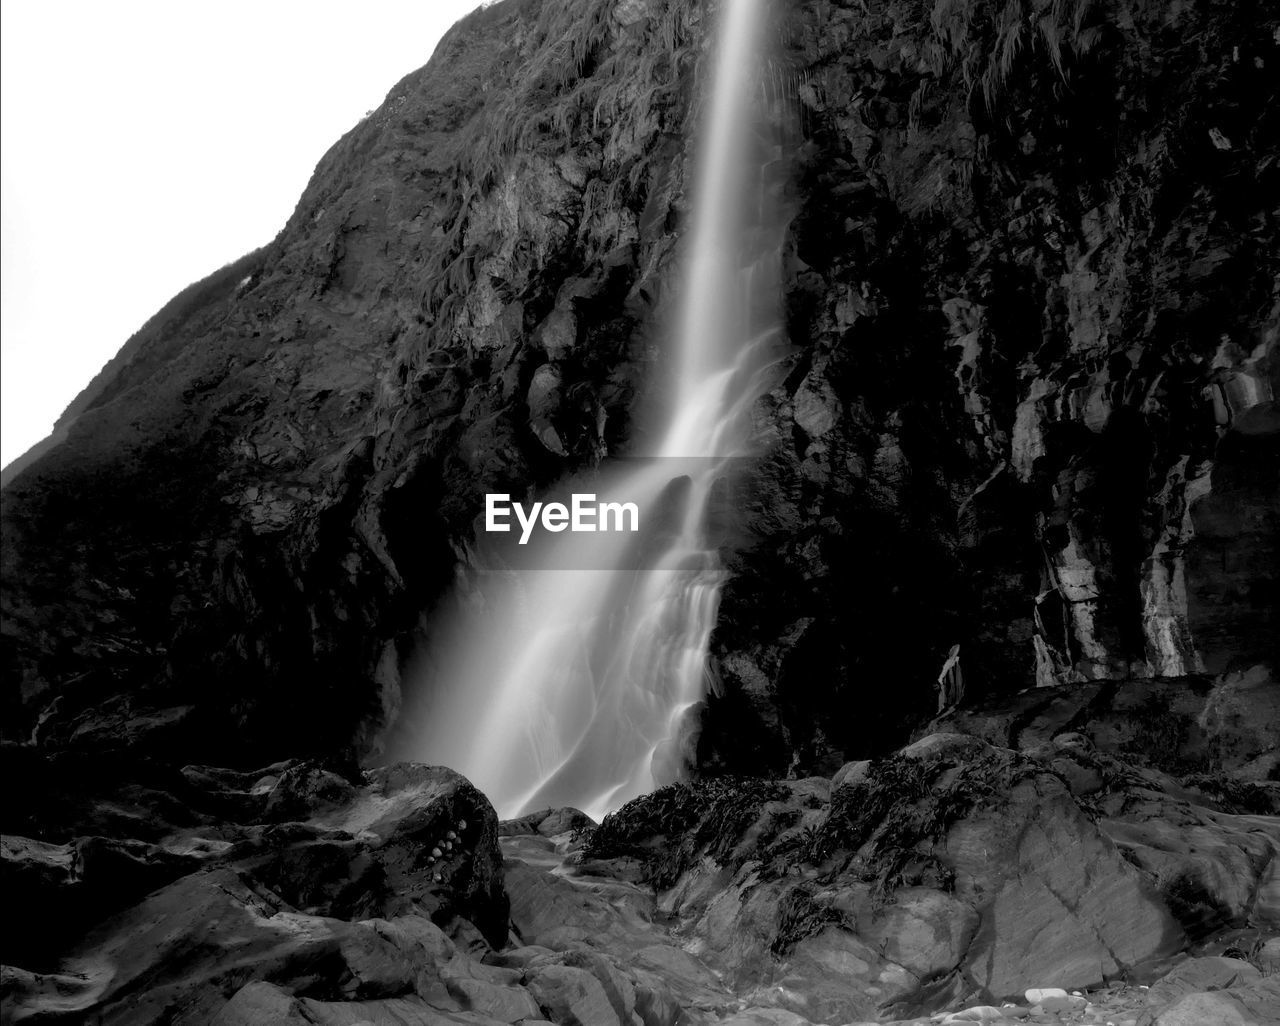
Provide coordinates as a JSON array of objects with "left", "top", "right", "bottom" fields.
[{"left": 700, "top": 0, "right": 1279, "bottom": 774}]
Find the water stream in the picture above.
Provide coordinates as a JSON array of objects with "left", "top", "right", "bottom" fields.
[{"left": 400, "top": 0, "right": 791, "bottom": 821}]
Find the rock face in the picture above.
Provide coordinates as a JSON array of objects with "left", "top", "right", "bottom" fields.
[
  {"left": 1, "top": 0, "right": 708, "bottom": 764},
  {"left": 698, "top": 0, "right": 1280, "bottom": 773},
  {"left": 1, "top": 0, "right": 1275, "bottom": 783}
]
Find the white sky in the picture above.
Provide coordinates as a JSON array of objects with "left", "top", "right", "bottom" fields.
[{"left": 1, "top": 0, "right": 485, "bottom": 468}]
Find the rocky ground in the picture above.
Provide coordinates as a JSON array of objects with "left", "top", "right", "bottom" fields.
[{"left": 3, "top": 688, "right": 1277, "bottom": 1025}]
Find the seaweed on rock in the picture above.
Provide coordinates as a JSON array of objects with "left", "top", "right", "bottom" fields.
[
  {"left": 582, "top": 776, "right": 789, "bottom": 889},
  {"left": 788, "top": 750, "right": 1041, "bottom": 895}
]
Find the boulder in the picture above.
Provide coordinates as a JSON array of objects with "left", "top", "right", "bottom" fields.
[
  {"left": 499, "top": 806, "right": 595, "bottom": 838},
  {"left": 524, "top": 963, "right": 630, "bottom": 1026},
  {"left": 2, "top": 761, "right": 512, "bottom": 1023},
  {"left": 1, "top": 830, "right": 211, "bottom": 967},
  {"left": 1145, "top": 986, "right": 1279, "bottom": 1026},
  {"left": 0, "top": 867, "right": 410, "bottom": 1024},
  {"left": 1142, "top": 956, "right": 1261, "bottom": 1009},
  {"left": 211, "top": 982, "right": 309, "bottom": 1025},
  {"left": 858, "top": 887, "right": 979, "bottom": 980},
  {"left": 951, "top": 772, "right": 1184, "bottom": 998},
  {"left": 241, "top": 762, "right": 509, "bottom": 946},
  {"left": 1100, "top": 810, "right": 1279, "bottom": 939},
  {"left": 831, "top": 760, "right": 870, "bottom": 790}
]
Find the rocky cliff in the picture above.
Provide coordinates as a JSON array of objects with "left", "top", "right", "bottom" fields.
[
  {"left": 1, "top": 0, "right": 1276, "bottom": 819},
  {"left": 702, "top": 0, "right": 1279, "bottom": 773}
]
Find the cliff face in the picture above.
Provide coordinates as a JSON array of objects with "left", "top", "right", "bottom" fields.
[
  {"left": 1, "top": 0, "right": 705, "bottom": 763},
  {"left": 2, "top": 0, "right": 1277, "bottom": 780},
  {"left": 702, "top": 0, "right": 1280, "bottom": 773}
]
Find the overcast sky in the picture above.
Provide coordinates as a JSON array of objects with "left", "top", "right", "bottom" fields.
[{"left": 1, "top": 0, "right": 484, "bottom": 468}]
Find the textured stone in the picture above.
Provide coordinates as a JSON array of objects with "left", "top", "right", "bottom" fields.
[
  {"left": 858, "top": 887, "right": 979, "bottom": 979},
  {"left": 948, "top": 776, "right": 1183, "bottom": 998},
  {"left": 1148, "top": 990, "right": 1258, "bottom": 1026},
  {"left": 1142, "top": 957, "right": 1261, "bottom": 1010},
  {"left": 524, "top": 963, "right": 628, "bottom": 1026}
]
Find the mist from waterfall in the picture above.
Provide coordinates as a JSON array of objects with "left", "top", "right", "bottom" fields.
[{"left": 397, "top": 0, "right": 791, "bottom": 822}]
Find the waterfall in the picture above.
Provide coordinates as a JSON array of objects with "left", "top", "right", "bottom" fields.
[{"left": 397, "top": 0, "right": 790, "bottom": 822}]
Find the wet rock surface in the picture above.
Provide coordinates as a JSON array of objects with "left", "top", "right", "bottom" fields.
[
  {"left": 0, "top": 759, "right": 507, "bottom": 1023},
  {"left": 559, "top": 731, "right": 1277, "bottom": 1024},
  {"left": 3, "top": 728, "right": 1276, "bottom": 1024}
]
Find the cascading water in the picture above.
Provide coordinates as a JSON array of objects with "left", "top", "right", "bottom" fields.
[{"left": 397, "top": 0, "right": 792, "bottom": 821}]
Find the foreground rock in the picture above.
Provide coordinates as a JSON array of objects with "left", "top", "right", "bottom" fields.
[
  {"left": 531, "top": 733, "right": 1279, "bottom": 1024},
  {"left": 1136, "top": 957, "right": 1280, "bottom": 1025},
  {"left": 4, "top": 729, "right": 1277, "bottom": 1025},
  {"left": 0, "top": 760, "right": 507, "bottom": 1023},
  {"left": 566, "top": 744, "right": 1148, "bottom": 1021},
  {"left": 495, "top": 734, "right": 1277, "bottom": 1025}
]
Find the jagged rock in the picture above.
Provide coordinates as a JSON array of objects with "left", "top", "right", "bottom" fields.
[
  {"left": 830, "top": 759, "right": 870, "bottom": 790},
  {"left": 1, "top": 830, "right": 214, "bottom": 967},
  {"left": 931, "top": 677, "right": 1280, "bottom": 781},
  {"left": 444, "top": 972, "right": 542, "bottom": 1022},
  {"left": 0, "top": 867, "right": 415, "bottom": 1024},
  {"left": 223, "top": 762, "right": 509, "bottom": 947},
  {"left": 567, "top": 734, "right": 1219, "bottom": 1018},
  {"left": 0, "top": 760, "right": 513, "bottom": 1023}
]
